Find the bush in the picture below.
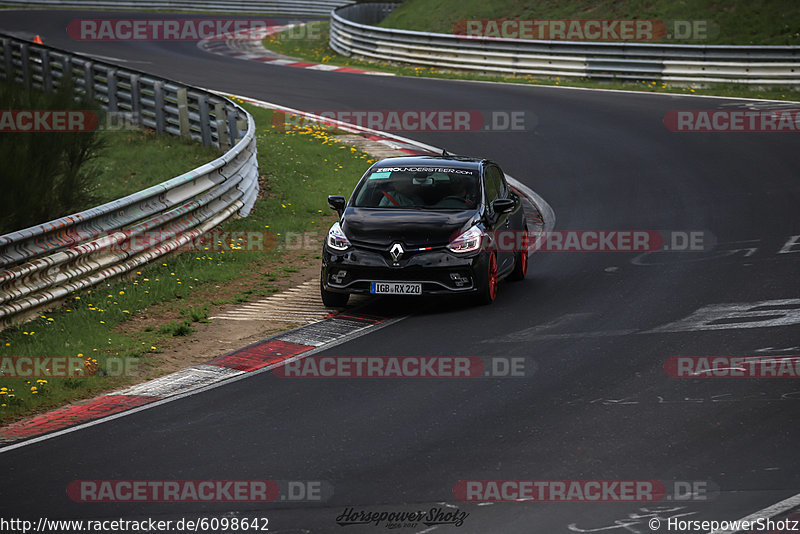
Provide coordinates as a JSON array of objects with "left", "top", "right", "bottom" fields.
[{"left": 0, "top": 76, "right": 104, "bottom": 235}]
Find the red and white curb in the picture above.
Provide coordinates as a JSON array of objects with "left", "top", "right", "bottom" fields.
[
  {"left": 0, "top": 311, "right": 398, "bottom": 448},
  {"left": 198, "top": 26, "right": 394, "bottom": 76}
]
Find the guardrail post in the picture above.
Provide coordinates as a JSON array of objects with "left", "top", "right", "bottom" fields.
[
  {"left": 130, "top": 73, "right": 141, "bottom": 125},
  {"left": 198, "top": 94, "right": 212, "bottom": 147},
  {"left": 106, "top": 69, "right": 118, "bottom": 112},
  {"left": 41, "top": 49, "right": 52, "bottom": 92},
  {"left": 228, "top": 108, "right": 238, "bottom": 144},
  {"left": 20, "top": 43, "right": 30, "bottom": 88},
  {"left": 2, "top": 38, "right": 12, "bottom": 81},
  {"left": 154, "top": 80, "right": 165, "bottom": 135},
  {"left": 177, "top": 87, "right": 191, "bottom": 139},
  {"left": 83, "top": 61, "right": 94, "bottom": 100},
  {"left": 61, "top": 57, "right": 73, "bottom": 92},
  {"left": 215, "top": 102, "right": 229, "bottom": 150},
  {"left": 236, "top": 116, "right": 247, "bottom": 142}
]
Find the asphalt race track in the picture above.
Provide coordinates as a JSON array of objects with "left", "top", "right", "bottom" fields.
[{"left": 1, "top": 10, "right": 799, "bottom": 534}]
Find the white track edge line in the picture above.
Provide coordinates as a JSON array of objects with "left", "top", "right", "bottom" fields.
[
  {"left": 707, "top": 492, "right": 800, "bottom": 534},
  {"left": 0, "top": 315, "right": 407, "bottom": 454}
]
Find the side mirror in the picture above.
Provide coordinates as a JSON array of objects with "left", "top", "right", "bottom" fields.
[
  {"left": 328, "top": 195, "right": 346, "bottom": 218},
  {"left": 492, "top": 198, "right": 515, "bottom": 215}
]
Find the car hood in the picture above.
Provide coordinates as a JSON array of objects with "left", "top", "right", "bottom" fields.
[{"left": 341, "top": 208, "right": 478, "bottom": 248}]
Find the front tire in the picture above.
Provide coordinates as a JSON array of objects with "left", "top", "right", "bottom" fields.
[
  {"left": 475, "top": 250, "right": 498, "bottom": 305},
  {"left": 320, "top": 274, "right": 349, "bottom": 307},
  {"left": 508, "top": 225, "right": 529, "bottom": 282}
]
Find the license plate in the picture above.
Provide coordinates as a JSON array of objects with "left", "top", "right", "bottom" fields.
[{"left": 370, "top": 282, "right": 422, "bottom": 295}]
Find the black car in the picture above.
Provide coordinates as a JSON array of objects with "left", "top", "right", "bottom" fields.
[{"left": 320, "top": 155, "right": 529, "bottom": 306}]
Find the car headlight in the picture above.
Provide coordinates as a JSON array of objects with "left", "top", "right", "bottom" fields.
[
  {"left": 447, "top": 225, "right": 484, "bottom": 254},
  {"left": 327, "top": 221, "right": 351, "bottom": 251}
]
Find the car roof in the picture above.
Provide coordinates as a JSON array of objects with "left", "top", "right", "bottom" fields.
[{"left": 370, "top": 155, "right": 485, "bottom": 171}]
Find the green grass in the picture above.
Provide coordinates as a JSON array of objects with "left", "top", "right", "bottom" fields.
[
  {"left": 92, "top": 128, "right": 222, "bottom": 204},
  {"left": 0, "top": 102, "right": 376, "bottom": 424},
  {"left": 380, "top": 0, "right": 800, "bottom": 45},
  {"left": 263, "top": 21, "right": 800, "bottom": 101}
]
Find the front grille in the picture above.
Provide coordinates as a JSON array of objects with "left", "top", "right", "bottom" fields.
[
  {"left": 350, "top": 242, "right": 446, "bottom": 262},
  {"left": 329, "top": 266, "right": 473, "bottom": 290}
]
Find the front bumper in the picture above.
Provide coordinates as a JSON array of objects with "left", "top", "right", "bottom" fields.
[{"left": 321, "top": 245, "right": 488, "bottom": 295}]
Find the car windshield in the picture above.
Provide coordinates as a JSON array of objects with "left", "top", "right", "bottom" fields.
[{"left": 352, "top": 166, "right": 480, "bottom": 209}]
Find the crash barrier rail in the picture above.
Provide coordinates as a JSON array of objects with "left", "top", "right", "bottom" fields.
[
  {"left": 0, "top": 33, "right": 258, "bottom": 326},
  {"left": 330, "top": 3, "right": 800, "bottom": 85},
  {"left": 0, "top": 0, "right": 351, "bottom": 16}
]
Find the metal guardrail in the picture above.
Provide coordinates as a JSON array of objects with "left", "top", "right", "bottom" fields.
[
  {"left": 330, "top": 3, "right": 800, "bottom": 85},
  {"left": 0, "top": 0, "right": 351, "bottom": 16},
  {"left": 0, "top": 33, "right": 259, "bottom": 326}
]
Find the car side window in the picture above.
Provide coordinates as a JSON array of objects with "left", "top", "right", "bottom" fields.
[
  {"left": 495, "top": 165, "right": 508, "bottom": 198},
  {"left": 483, "top": 167, "right": 496, "bottom": 208},
  {"left": 484, "top": 165, "right": 503, "bottom": 210}
]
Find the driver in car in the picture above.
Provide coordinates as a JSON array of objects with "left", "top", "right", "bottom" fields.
[
  {"left": 448, "top": 176, "right": 476, "bottom": 207},
  {"left": 379, "top": 176, "right": 423, "bottom": 207}
]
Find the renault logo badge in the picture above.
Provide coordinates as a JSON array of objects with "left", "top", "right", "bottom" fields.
[{"left": 390, "top": 242, "right": 404, "bottom": 261}]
